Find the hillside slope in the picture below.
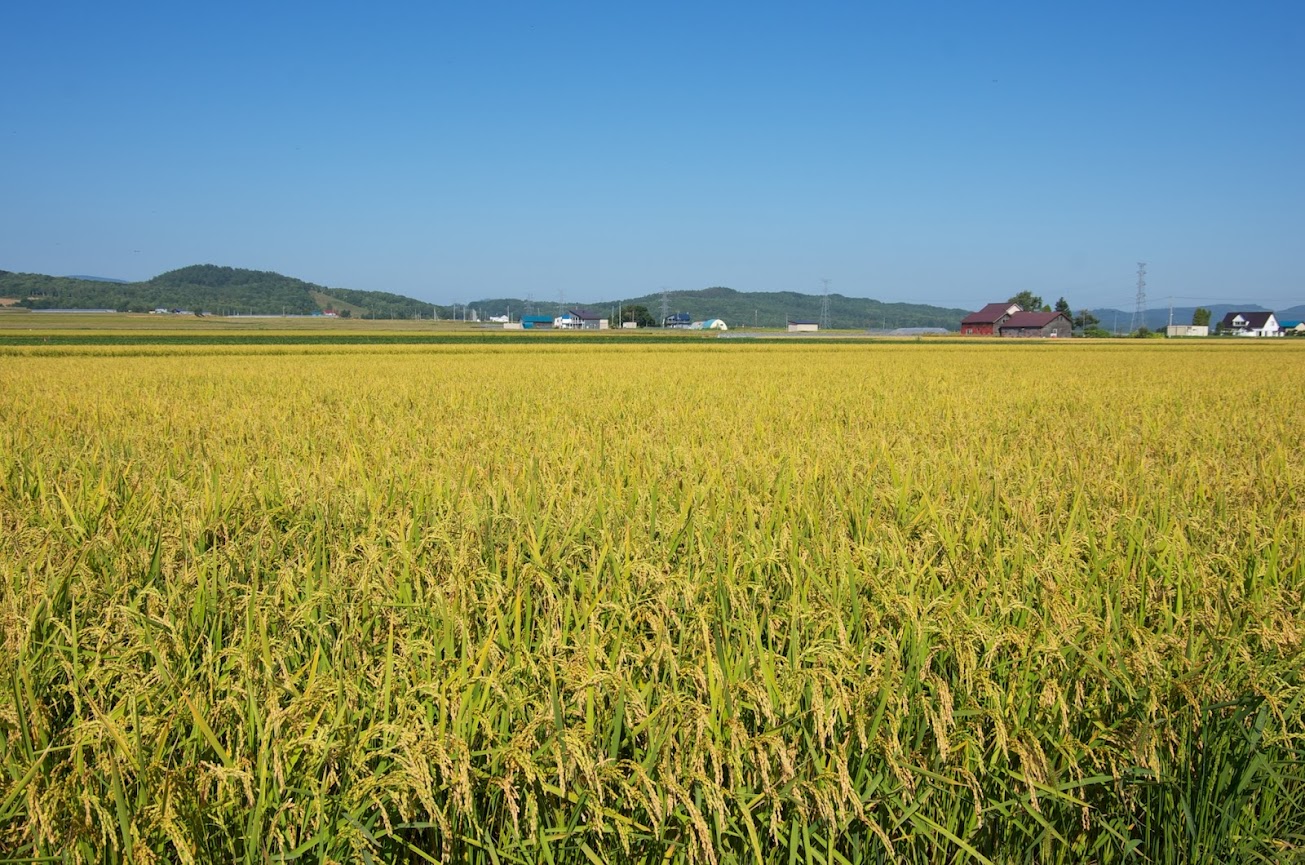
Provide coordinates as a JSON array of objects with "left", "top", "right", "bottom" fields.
[
  {"left": 469, "top": 286, "right": 974, "bottom": 330},
  {"left": 0, "top": 265, "right": 439, "bottom": 319}
]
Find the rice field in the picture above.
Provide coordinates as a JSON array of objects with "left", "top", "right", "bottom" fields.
[{"left": 1, "top": 339, "right": 1302, "bottom": 863}]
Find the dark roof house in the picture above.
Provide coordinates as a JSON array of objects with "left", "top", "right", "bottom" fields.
[
  {"left": 567, "top": 308, "right": 608, "bottom": 329},
  {"left": 960, "top": 302, "right": 1021, "bottom": 335},
  {"left": 999, "top": 311, "right": 1072, "bottom": 338},
  {"left": 1218, "top": 311, "right": 1279, "bottom": 336},
  {"left": 961, "top": 302, "right": 1021, "bottom": 326}
]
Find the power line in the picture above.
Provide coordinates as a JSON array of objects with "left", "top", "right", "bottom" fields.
[{"left": 819, "top": 278, "right": 831, "bottom": 330}]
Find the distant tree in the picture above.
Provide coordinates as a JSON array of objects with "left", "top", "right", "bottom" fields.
[
  {"left": 338, "top": 308, "right": 351, "bottom": 318},
  {"left": 1054, "top": 297, "right": 1071, "bottom": 315},
  {"left": 617, "top": 303, "right": 656, "bottom": 327},
  {"left": 1192, "top": 307, "right": 1211, "bottom": 327},
  {"left": 1008, "top": 291, "right": 1044, "bottom": 311},
  {"left": 1006, "top": 291, "right": 1052, "bottom": 312},
  {"left": 1073, "top": 309, "right": 1100, "bottom": 330},
  {"left": 1134, "top": 326, "right": 1151, "bottom": 338}
]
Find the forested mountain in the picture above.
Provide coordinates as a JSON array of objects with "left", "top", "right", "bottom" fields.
[
  {"left": 470, "top": 285, "right": 973, "bottom": 330},
  {"left": 0, "top": 265, "right": 439, "bottom": 318}
]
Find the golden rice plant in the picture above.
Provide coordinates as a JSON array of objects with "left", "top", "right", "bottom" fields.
[{"left": 0, "top": 340, "right": 1301, "bottom": 863}]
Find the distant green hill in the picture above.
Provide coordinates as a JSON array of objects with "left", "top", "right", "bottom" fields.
[
  {"left": 0, "top": 265, "right": 440, "bottom": 319},
  {"left": 469, "top": 285, "right": 973, "bottom": 330}
]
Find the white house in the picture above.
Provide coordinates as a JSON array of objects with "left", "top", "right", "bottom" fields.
[
  {"left": 1219, "top": 311, "right": 1280, "bottom": 337},
  {"left": 1165, "top": 325, "right": 1209, "bottom": 337},
  {"left": 565, "top": 309, "right": 609, "bottom": 330}
]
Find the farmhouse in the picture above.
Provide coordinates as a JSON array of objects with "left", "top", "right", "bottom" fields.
[
  {"left": 960, "top": 303, "right": 1021, "bottom": 335},
  {"left": 1219, "top": 311, "right": 1280, "bottom": 337},
  {"left": 787, "top": 319, "right": 819, "bottom": 333},
  {"left": 999, "top": 311, "right": 1072, "bottom": 338},
  {"left": 567, "top": 309, "right": 609, "bottom": 330}
]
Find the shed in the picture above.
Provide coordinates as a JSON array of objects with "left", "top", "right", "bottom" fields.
[{"left": 787, "top": 319, "right": 819, "bottom": 333}]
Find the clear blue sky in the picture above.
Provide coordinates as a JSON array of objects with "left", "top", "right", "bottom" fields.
[{"left": 3, "top": 0, "right": 1302, "bottom": 310}]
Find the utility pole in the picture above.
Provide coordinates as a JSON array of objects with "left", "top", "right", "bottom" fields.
[
  {"left": 820, "top": 278, "right": 831, "bottom": 330},
  {"left": 1130, "top": 262, "right": 1147, "bottom": 334}
]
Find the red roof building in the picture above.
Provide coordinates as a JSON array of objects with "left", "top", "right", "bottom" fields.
[{"left": 960, "top": 302, "right": 1021, "bottom": 335}]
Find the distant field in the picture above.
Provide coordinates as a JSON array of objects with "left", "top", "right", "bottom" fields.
[
  {"left": 1, "top": 341, "right": 1301, "bottom": 862},
  {"left": 0, "top": 313, "right": 740, "bottom": 348},
  {"left": 0, "top": 312, "right": 530, "bottom": 334}
]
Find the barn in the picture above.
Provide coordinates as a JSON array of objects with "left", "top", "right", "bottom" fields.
[
  {"left": 999, "top": 311, "right": 1073, "bottom": 338},
  {"left": 960, "top": 303, "right": 1021, "bottom": 335}
]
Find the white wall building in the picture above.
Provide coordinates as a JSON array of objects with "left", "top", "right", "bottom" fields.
[{"left": 1219, "top": 312, "right": 1280, "bottom": 337}]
